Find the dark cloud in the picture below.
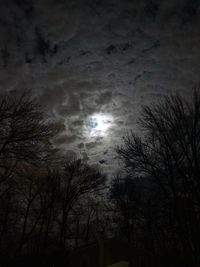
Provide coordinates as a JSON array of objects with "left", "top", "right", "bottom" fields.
[
  {"left": 95, "top": 91, "right": 112, "bottom": 105},
  {"left": 77, "top": 142, "right": 84, "bottom": 149},
  {"left": 1, "top": 0, "right": 200, "bottom": 175},
  {"left": 85, "top": 142, "right": 100, "bottom": 150},
  {"left": 57, "top": 93, "right": 81, "bottom": 116},
  {"left": 54, "top": 134, "right": 77, "bottom": 146},
  {"left": 81, "top": 151, "right": 90, "bottom": 162}
]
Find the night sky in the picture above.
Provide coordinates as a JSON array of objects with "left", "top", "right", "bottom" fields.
[{"left": 1, "top": 0, "right": 200, "bottom": 176}]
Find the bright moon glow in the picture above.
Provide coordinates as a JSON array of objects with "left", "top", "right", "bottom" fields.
[{"left": 84, "top": 113, "right": 114, "bottom": 137}]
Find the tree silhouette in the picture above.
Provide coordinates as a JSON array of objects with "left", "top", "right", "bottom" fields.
[
  {"left": 58, "top": 158, "right": 106, "bottom": 248},
  {"left": 117, "top": 89, "right": 200, "bottom": 266},
  {"left": 0, "top": 90, "right": 54, "bottom": 184}
]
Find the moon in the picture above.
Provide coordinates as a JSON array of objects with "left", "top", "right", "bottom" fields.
[{"left": 84, "top": 113, "right": 114, "bottom": 138}]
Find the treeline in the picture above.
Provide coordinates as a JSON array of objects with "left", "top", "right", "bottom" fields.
[{"left": 0, "top": 89, "right": 200, "bottom": 267}]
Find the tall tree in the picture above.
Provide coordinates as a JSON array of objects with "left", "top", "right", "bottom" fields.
[{"left": 117, "top": 90, "right": 200, "bottom": 266}]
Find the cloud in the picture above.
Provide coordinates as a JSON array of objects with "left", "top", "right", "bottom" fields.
[
  {"left": 1, "top": 0, "right": 200, "bottom": 175},
  {"left": 77, "top": 142, "right": 84, "bottom": 149},
  {"left": 81, "top": 151, "right": 90, "bottom": 162},
  {"left": 54, "top": 134, "right": 78, "bottom": 146},
  {"left": 99, "top": 159, "right": 107, "bottom": 165}
]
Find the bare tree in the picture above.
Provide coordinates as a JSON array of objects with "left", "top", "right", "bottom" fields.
[
  {"left": 109, "top": 174, "right": 143, "bottom": 244},
  {"left": 58, "top": 158, "right": 106, "bottom": 248},
  {"left": 0, "top": 90, "right": 55, "bottom": 184},
  {"left": 117, "top": 90, "right": 200, "bottom": 266},
  {"left": 0, "top": 90, "right": 58, "bottom": 263}
]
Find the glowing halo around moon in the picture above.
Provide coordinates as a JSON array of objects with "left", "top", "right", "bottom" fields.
[{"left": 84, "top": 113, "right": 114, "bottom": 138}]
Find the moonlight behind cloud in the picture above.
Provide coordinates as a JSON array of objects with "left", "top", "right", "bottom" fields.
[{"left": 0, "top": 0, "right": 200, "bottom": 175}]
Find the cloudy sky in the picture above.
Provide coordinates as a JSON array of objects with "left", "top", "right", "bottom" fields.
[{"left": 1, "top": 0, "right": 200, "bottom": 176}]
